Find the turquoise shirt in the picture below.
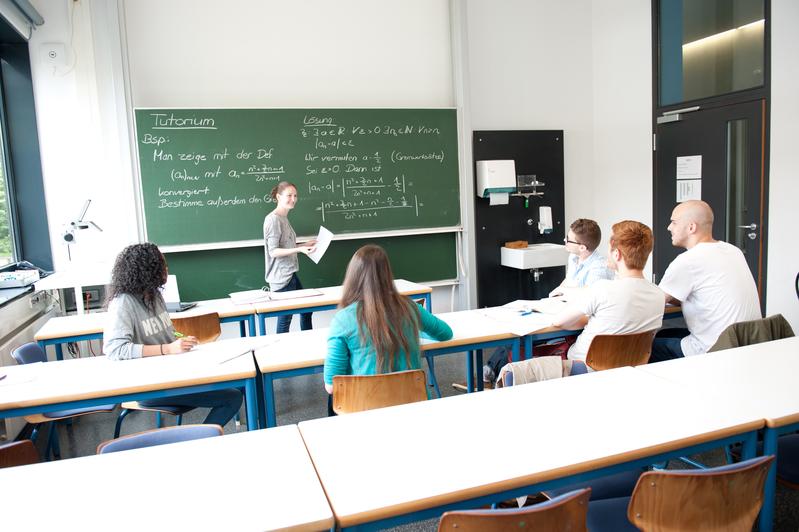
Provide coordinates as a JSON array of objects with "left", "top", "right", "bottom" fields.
[{"left": 324, "top": 302, "right": 453, "bottom": 385}]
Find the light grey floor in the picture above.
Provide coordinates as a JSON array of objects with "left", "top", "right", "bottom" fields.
[{"left": 26, "top": 350, "right": 799, "bottom": 532}]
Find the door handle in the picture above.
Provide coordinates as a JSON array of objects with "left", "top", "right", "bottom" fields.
[{"left": 737, "top": 223, "right": 757, "bottom": 231}]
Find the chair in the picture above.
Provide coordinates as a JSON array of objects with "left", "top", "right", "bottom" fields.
[
  {"left": 438, "top": 488, "right": 590, "bottom": 531},
  {"left": 114, "top": 312, "right": 221, "bottom": 438},
  {"left": 708, "top": 313, "right": 794, "bottom": 352},
  {"left": 332, "top": 369, "right": 428, "bottom": 415},
  {"left": 587, "top": 455, "right": 774, "bottom": 532},
  {"left": 97, "top": 424, "right": 223, "bottom": 454},
  {"left": 0, "top": 440, "right": 39, "bottom": 468},
  {"left": 11, "top": 342, "right": 116, "bottom": 460},
  {"left": 584, "top": 329, "right": 657, "bottom": 371}
]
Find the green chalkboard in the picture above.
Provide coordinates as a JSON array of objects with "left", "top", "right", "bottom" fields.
[
  {"left": 164, "top": 232, "right": 457, "bottom": 301},
  {"left": 135, "top": 108, "right": 460, "bottom": 246}
]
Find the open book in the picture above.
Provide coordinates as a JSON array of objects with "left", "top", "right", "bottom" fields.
[{"left": 229, "top": 287, "right": 323, "bottom": 305}]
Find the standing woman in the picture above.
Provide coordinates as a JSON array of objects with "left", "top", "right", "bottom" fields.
[
  {"left": 264, "top": 181, "right": 316, "bottom": 333},
  {"left": 103, "top": 242, "right": 242, "bottom": 427},
  {"left": 324, "top": 244, "right": 453, "bottom": 394}
]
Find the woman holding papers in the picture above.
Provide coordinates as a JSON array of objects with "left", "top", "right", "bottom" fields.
[
  {"left": 323, "top": 245, "right": 453, "bottom": 395},
  {"left": 103, "top": 243, "right": 242, "bottom": 428},
  {"left": 264, "top": 181, "right": 316, "bottom": 333}
]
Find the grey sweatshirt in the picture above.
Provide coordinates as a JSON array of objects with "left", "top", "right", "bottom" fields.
[
  {"left": 103, "top": 293, "right": 176, "bottom": 360},
  {"left": 263, "top": 211, "right": 298, "bottom": 290}
]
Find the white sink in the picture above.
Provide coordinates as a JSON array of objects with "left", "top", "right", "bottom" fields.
[{"left": 500, "top": 243, "right": 569, "bottom": 270}]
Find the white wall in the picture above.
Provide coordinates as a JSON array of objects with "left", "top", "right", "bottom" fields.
[
  {"left": 766, "top": 1, "right": 799, "bottom": 329},
  {"left": 466, "top": 0, "right": 596, "bottom": 223},
  {"left": 590, "top": 1, "right": 653, "bottom": 274}
]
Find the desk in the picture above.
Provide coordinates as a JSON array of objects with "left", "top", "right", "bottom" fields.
[
  {"left": 33, "top": 262, "right": 112, "bottom": 314},
  {"left": 636, "top": 336, "right": 799, "bottom": 532},
  {"left": 0, "top": 336, "right": 264, "bottom": 431},
  {"left": 298, "top": 366, "right": 762, "bottom": 530},
  {"left": 0, "top": 425, "right": 333, "bottom": 531},
  {"left": 34, "top": 298, "right": 258, "bottom": 361},
  {"left": 253, "top": 309, "right": 521, "bottom": 428},
  {"left": 254, "top": 279, "right": 432, "bottom": 335}
]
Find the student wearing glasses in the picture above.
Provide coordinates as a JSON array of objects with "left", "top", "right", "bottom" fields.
[{"left": 549, "top": 218, "right": 615, "bottom": 298}]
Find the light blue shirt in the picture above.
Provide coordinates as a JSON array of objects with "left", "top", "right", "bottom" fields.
[{"left": 565, "top": 249, "right": 615, "bottom": 287}]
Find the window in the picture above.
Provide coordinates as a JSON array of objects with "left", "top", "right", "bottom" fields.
[
  {"left": 659, "top": 0, "right": 765, "bottom": 106},
  {"left": 0, "top": 123, "right": 14, "bottom": 266}
]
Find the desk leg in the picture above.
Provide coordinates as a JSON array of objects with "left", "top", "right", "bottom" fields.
[
  {"left": 466, "top": 351, "right": 474, "bottom": 393},
  {"left": 525, "top": 336, "right": 533, "bottom": 359},
  {"left": 244, "top": 379, "right": 258, "bottom": 431},
  {"left": 475, "top": 350, "right": 484, "bottom": 392},
  {"left": 55, "top": 343, "right": 64, "bottom": 361},
  {"left": 423, "top": 293, "right": 432, "bottom": 311},
  {"left": 239, "top": 321, "right": 246, "bottom": 338},
  {"left": 759, "top": 428, "right": 778, "bottom": 532},
  {"left": 263, "top": 375, "right": 276, "bottom": 428},
  {"left": 424, "top": 355, "right": 442, "bottom": 398},
  {"left": 248, "top": 316, "right": 256, "bottom": 337},
  {"left": 512, "top": 339, "right": 521, "bottom": 362},
  {"left": 258, "top": 314, "right": 267, "bottom": 336}
]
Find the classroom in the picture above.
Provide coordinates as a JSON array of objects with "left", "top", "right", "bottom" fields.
[{"left": 1, "top": 1, "right": 798, "bottom": 530}]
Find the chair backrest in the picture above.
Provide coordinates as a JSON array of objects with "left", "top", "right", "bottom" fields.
[
  {"left": 170, "top": 312, "right": 221, "bottom": 344},
  {"left": 11, "top": 342, "right": 47, "bottom": 365},
  {"left": 332, "top": 369, "right": 428, "bottom": 415},
  {"left": 438, "top": 488, "right": 590, "bottom": 532},
  {"left": 628, "top": 455, "right": 774, "bottom": 532},
  {"left": 96, "top": 424, "right": 223, "bottom": 454},
  {"left": 584, "top": 329, "right": 657, "bottom": 371},
  {"left": 0, "top": 440, "right": 39, "bottom": 468}
]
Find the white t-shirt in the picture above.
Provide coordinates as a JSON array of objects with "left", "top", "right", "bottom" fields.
[
  {"left": 567, "top": 278, "right": 666, "bottom": 362},
  {"left": 658, "top": 241, "right": 761, "bottom": 356}
]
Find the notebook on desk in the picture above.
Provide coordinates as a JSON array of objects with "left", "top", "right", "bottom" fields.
[
  {"left": 160, "top": 275, "right": 197, "bottom": 312},
  {"left": 229, "top": 287, "right": 323, "bottom": 305}
]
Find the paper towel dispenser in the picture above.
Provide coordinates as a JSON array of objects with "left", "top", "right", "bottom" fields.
[{"left": 476, "top": 160, "right": 516, "bottom": 198}]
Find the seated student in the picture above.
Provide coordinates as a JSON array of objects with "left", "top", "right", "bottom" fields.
[
  {"left": 651, "top": 200, "right": 761, "bottom": 362},
  {"left": 323, "top": 245, "right": 453, "bottom": 397},
  {"left": 483, "top": 218, "right": 614, "bottom": 382},
  {"left": 103, "top": 243, "right": 242, "bottom": 428},
  {"left": 499, "top": 221, "right": 664, "bottom": 385},
  {"left": 549, "top": 218, "right": 615, "bottom": 297}
]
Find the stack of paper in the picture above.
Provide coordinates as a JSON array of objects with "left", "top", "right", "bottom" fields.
[
  {"left": 0, "top": 270, "right": 40, "bottom": 288},
  {"left": 229, "top": 288, "right": 323, "bottom": 305}
]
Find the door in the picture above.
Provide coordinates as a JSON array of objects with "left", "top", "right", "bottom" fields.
[{"left": 653, "top": 99, "right": 767, "bottom": 302}]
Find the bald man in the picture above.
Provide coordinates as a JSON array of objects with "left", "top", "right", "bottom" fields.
[{"left": 650, "top": 200, "right": 761, "bottom": 362}]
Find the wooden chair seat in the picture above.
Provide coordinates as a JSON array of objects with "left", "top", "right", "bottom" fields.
[
  {"left": 332, "top": 369, "right": 428, "bottom": 414},
  {"left": 585, "top": 329, "right": 657, "bottom": 371}
]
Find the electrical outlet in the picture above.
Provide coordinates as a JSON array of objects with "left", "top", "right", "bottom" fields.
[
  {"left": 29, "top": 293, "right": 42, "bottom": 308},
  {"left": 41, "top": 43, "right": 67, "bottom": 67}
]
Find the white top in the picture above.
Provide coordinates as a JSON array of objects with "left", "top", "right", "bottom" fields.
[
  {"left": 298, "top": 366, "right": 763, "bottom": 528},
  {"left": 0, "top": 426, "right": 333, "bottom": 532},
  {"left": 568, "top": 278, "right": 665, "bottom": 361},
  {"left": 659, "top": 241, "right": 761, "bottom": 356}
]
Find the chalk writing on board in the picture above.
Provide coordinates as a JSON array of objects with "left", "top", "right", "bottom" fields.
[{"left": 135, "top": 109, "right": 459, "bottom": 245}]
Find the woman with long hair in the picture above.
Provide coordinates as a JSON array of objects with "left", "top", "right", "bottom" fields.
[
  {"left": 103, "top": 242, "right": 242, "bottom": 427},
  {"left": 323, "top": 244, "right": 453, "bottom": 394},
  {"left": 264, "top": 181, "right": 316, "bottom": 333}
]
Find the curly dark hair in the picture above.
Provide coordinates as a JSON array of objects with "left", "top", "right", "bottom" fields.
[{"left": 105, "top": 242, "right": 167, "bottom": 312}]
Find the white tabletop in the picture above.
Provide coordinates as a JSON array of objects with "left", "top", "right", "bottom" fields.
[
  {"left": 299, "top": 366, "right": 763, "bottom": 528},
  {"left": 637, "top": 336, "right": 799, "bottom": 428},
  {"left": 0, "top": 336, "right": 263, "bottom": 411},
  {"left": 33, "top": 262, "right": 113, "bottom": 291},
  {"left": 0, "top": 425, "right": 333, "bottom": 532},
  {"left": 253, "top": 279, "right": 431, "bottom": 313},
  {"left": 34, "top": 299, "right": 257, "bottom": 342}
]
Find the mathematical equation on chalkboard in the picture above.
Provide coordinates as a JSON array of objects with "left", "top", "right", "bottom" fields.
[{"left": 135, "top": 109, "right": 459, "bottom": 245}]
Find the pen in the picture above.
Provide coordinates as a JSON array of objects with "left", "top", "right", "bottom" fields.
[
  {"left": 519, "top": 310, "right": 536, "bottom": 316},
  {"left": 174, "top": 331, "right": 185, "bottom": 338},
  {"left": 0, "top": 374, "right": 6, "bottom": 381}
]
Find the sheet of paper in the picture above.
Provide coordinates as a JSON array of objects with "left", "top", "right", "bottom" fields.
[
  {"left": 676, "top": 179, "right": 702, "bottom": 202},
  {"left": 676, "top": 155, "right": 702, "bottom": 180},
  {"left": 306, "top": 226, "right": 333, "bottom": 264}
]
